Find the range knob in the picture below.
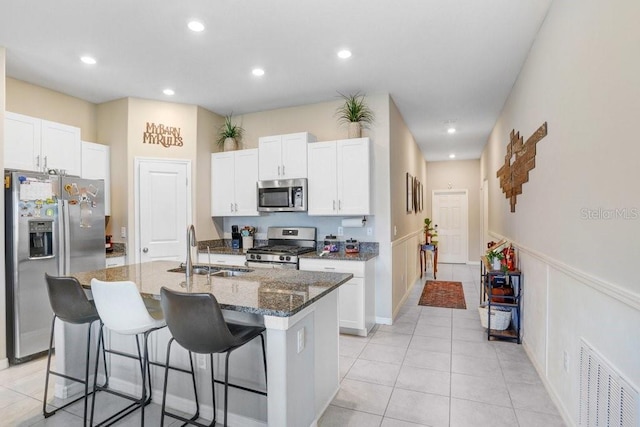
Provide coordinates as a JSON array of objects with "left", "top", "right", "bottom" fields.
[
  {"left": 250, "top": 254, "right": 255, "bottom": 260},
  {"left": 279, "top": 255, "right": 285, "bottom": 261},
  {"left": 286, "top": 256, "right": 291, "bottom": 261},
  {"left": 256, "top": 255, "right": 262, "bottom": 260}
]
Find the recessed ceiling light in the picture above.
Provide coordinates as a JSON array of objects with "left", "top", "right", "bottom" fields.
[
  {"left": 337, "top": 49, "right": 352, "bottom": 59},
  {"left": 80, "top": 56, "right": 97, "bottom": 65},
  {"left": 449, "top": 154, "right": 456, "bottom": 159},
  {"left": 163, "top": 89, "right": 175, "bottom": 96},
  {"left": 188, "top": 21, "right": 205, "bottom": 32},
  {"left": 447, "top": 127, "right": 456, "bottom": 134},
  {"left": 252, "top": 68, "right": 265, "bottom": 77}
]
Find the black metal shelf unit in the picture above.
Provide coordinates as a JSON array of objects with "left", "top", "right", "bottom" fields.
[{"left": 480, "top": 263, "right": 522, "bottom": 343}]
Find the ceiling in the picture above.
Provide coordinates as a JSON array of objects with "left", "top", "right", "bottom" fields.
[{"left": 0, "top": 0, "right": 551, "bottom": 161}]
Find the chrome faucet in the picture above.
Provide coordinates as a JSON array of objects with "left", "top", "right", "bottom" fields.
[{"left": 186, "top": 224, "right": 197, "bottom": 278}]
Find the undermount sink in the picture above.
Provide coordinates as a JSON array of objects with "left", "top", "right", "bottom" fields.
[{"left": 167, "top": 265, "right": 251, "bottom": 277}]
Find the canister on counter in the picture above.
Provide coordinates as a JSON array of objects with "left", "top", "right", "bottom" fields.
[{"left": 323, "top": 235, "right": 339, "bottom": 252}]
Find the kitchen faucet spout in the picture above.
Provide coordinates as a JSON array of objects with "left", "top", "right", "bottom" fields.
[{"left": 186, "top": 225, "right": 197, "bottom": 278}]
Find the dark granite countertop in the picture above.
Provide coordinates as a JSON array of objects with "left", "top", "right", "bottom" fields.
[
  {"left": 299, "top": 251, "right": 378, "bottom": 262},
  {"left": 73, "top": 261, "right": 352, "bottom": 318}
]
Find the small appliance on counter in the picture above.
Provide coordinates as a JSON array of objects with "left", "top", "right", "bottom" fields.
[
  {"left": 323, "top": 235, "right": 339, "bottom": 252},
  {"left": 105, "top": 234, "right": 113, "bottom": 252},
  {"left": 231, "top": 225, "right": 242, "bottom": 249},
  {"left": 345, "top": 239, "right": 360, "bottom": 254}
]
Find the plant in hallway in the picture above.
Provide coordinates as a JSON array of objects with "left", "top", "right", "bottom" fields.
[
  {"left": 486, "top": 249, "right": 504, "bottom": 270},
  {"left": 335, "top": 91, "right": 375, "bottom": 138},
  {"left": 216, "top": 114, "right": 244, "bottom": 151},
  {"left": 424, "top": 218, "right": 438, "bottom": 244}
]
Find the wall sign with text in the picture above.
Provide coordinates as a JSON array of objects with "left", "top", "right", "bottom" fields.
[{"left": 143, "top": 122, "right": 183, "bottom": 148}]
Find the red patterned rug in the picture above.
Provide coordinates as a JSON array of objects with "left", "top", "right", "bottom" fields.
[{"left": 418, "top": 280, "right": 467, "bottom": 309}]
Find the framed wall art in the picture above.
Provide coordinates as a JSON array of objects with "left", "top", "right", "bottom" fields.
[{"left": 406, "top": 173, "right": 413, "bottom": 213}]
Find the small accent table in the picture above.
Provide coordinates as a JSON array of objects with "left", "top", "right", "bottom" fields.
[{"left": 419, "top": 244, "right": 438, "bottom": 279}]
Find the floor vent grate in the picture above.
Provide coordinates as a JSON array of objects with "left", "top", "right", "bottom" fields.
[{"left": 579, "top": 339, "right": 638, "bottom": 427}]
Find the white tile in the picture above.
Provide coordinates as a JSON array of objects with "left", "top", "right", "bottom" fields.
[
  {"left": 345, "top": 359, "right": 401, "bottom": 387},
  {"left": 332, "top": 378, "right": 393, "bottom": 416},
  {"left": 3, "top": 395, "right": 46, "bottom": 426},
  {"left": 418, "top": 307, "right": 453, "bottom": 319},
  {"left": 319, "top": 405, "right": 383, "bottom": 427},
  {"left": 403, "top": 349, "right": 451, "bottom": 372},
  {"left": 384, "top": 388, "right": 449, "bottom": 427},
  {"left": 452, "top": 316, "right": 484, "bottom": 331},
  {"left": 452, "top": 340, "right": 498, "bottom": 360},
  {"left": 451, "top": 373, "right": 510, "bottom": 407},
  {"left": 493, "top": 341, "right": 528, "bottom": 362},
  {"left": 452, "top": 327, "right": 487, "bottom": 343},
  {"left": 381, "top": 417, "right": 429, "bottom": 426},
  {"left": 451, "top": 354, "right": 502, "bottom": 378},
  {"left": 377, "top": 321, "right": 416, "bottom": 335},
  {"left": 452, "top": 308, "right": 479, "bottom": 320},
  {"left": 450, "top": 397, "right": 518, "bottom": 427},
  {"left": 500, "top": 359, "right": 543, "bottom": 384},
  {"left": 339, "top": 356, "right": 357, "bottom": 379},
  {"left": 0, "top": 385, "right": 29, "bottom": 410},
  {"left": 515, "top": 408, "right": 567, "bottom": 427},
  {"left": 507, "top": 382, "right": 562, "bottom": 415},
  {"left": 412, "top": 324, "right": 452, "bottom": 340},
  {"left": 359, "top": 343, "right": 407, "bottom": 365},
  {"left": 395, "top": 365, "right": 450, "bottom": 396},
  {"left": 408, "top": 336, "right": 451, "bottom": 354},
  {"left": 340, "top": 336, "right": 368, "bottom": 358},
  {"left": 417, "top": 314, "right": 452, "bottom": 328},
  {"left": 369, "top": 331, "right": 412, "bottom": 349}
]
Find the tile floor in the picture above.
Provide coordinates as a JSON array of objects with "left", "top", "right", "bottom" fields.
[
  {"left": 318, "top": 263, "right": 567, "bottom": 427},
  {"left": 0, "top": 263, "right": 566, "bottom": 426}
]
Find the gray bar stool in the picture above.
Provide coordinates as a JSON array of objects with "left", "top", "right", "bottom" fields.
[
  {"left": 89, "top": 279, "right": 168, "bottom": 427},
  {"left": 160, "top": 287, "right": 268, "bottom": 427},
  {"left": 43, "top": 273, "right": 108, "bottom": 426}
]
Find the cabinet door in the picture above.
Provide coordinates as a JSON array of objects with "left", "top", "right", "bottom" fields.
[
  {"left": 258, "top": 135, "right": 282, "bottom": 180},
  {"left": 81, "top": 141, "right": 111, "bottom": 215},
  {"left": 337, "top": 138, "right": 370, "bottom": 215},
  {"left": 307, "top": 141, "right": 338, "bottom": 215},
  {"left": 106, "top": 256, "right": 126, "bottom": 268},
  {"left": 281, "top": 133, "right": 309, "bottom": 179},
  {"left": 4, "top": 112, "right": 41, "bottom": 171},
  {"left": 233, "top": 149, "right": 260, "bottom": 216},
  {"left": 211, "top": 152, "right": 236, "bottom": 216},
  {"left": 41, "top": 120, "right": 82, "bottom": 176},
  {"left": 339, "top": 278, "right": 365, "bottom": 330}
]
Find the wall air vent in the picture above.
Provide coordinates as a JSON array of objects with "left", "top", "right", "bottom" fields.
[{"left": 579, "top": 338, "right": 638, "bottom": 427}]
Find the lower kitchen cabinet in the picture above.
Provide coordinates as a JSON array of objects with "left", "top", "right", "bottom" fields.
[
  {"left": 106, "top": 256, "right": 126, "bottom": 268},
  {"left": 299, "top": 258, "right": 375, "bottom": 336},
  {"left": 197, "top": 253, "right": 246, "bottom": 266}
]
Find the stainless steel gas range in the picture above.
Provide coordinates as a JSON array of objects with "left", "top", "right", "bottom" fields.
[{"left": 246, "top": 226, "right": 316, "bottom": 269}]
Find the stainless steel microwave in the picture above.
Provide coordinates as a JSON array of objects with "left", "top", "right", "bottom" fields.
[{"left": 257, "top": 178, "right": 307, "bottom": 212}]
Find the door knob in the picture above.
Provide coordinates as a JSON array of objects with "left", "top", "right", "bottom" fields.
[{"left": 142, "top": 247, "right": 149, "bottom": 253}]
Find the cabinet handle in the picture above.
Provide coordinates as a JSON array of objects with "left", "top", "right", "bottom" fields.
[
  {"left": 338, "top": 200, "right": 342, "bottom": 210},
  {"left": 230, "top": 203, "right": 234, "bottom": 212},
  {"left": 277, "top": 166, "right": 281, "bottom": 176},
  {"left": 36, "top": 155, "right": 40, "bottom": 168},
  {"left": 324, "top": 267, "right": 336, "bottom": 270},
  {"left": 282, "top": 165, "right": 285, "bottom": 175},
  {"left": 44, "top": 156, "right": 48, "bottom": 170},
  {"left": 333, "top": 200, "right": 336, "bottom": 211},
  {"left": 234, "top": 203, "right": 238, "bottom": 211}
]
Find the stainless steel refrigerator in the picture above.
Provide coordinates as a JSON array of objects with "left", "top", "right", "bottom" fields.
[{"left": 4, "top": 170, "right": 105, "bottom": 364}]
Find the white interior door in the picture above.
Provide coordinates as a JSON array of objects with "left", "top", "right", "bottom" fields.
[
  {"left": 432, "top": 189, "right": 468, "bottom": 264},
  {"left": 136, "top": 158, "right": 191, "bottom": 263}
]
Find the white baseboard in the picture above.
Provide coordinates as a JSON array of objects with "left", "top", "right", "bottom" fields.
[
  {"left": 0, "top": 358, "right": 9, "bottom": 371},
  {"left": 375, "top": 316, "right": 392, "bottom": 325}
]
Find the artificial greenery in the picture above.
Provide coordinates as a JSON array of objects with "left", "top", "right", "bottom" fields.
[
  {"left": 335, "top": 91, "right": 375, "bottom": 126},
  {"left": 216, "top": 114, "right": 244, "bottom": 147},
  {"left": 486, "top": 249, "right": 505, "bottom": 263}
]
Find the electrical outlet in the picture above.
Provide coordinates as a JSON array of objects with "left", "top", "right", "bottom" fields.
[
  {"left": 394, "top": 225, "right": 397, "bottom": 236},
  {"left": 197, "top": 354, "right": 206, "bottom": 370},
  {"left": 297, "top": 327, "right": 305, "bottom": 354},
  {"left": 367, "top": 227, "right": 373, "bottom": 236},
  {"left": 337, "top": 226, "right": 344, "bottom": 236},
  {"left": 120, "top": 226, "right": 127, "bottom": 238},
  {"left": 563, "top": 350, "right": 569, "bottom": 372}
]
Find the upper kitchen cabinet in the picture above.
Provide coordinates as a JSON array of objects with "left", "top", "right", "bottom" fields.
[
  {"left": 308, "top": 137, "right": 371, "bottom": 216},
  {"left": 211, "top": 149, "right": 260, "bottom": 216},
  {"left": 258, "top": 132, "right": 316, "bottom": 181},
  {"left": 4, "top": 112, "right": 81, "bottom": 176},
  {"left": 81, "top": 141, "right": 111, "bottom": 215}
]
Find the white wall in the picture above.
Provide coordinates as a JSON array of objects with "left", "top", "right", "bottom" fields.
[
  {"left": 481, "top": 1, "right": 640, "bottom": 424},
  {"left": 0, "top": 47, "right": 7, "bottom": 368}
]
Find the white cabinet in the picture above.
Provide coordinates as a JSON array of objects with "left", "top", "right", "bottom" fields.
[
  {"left": 211, "top": 149, "right": 260, "bottom": 217},
  {"left": 106, "top": 256, "right": 126, "bottom": 268},
  {"left": 307, "top": 137, "right": 371, "bottom": 216},
  {"left": 299, "top": 258, "right": 376, "bottom": 336},
  {"left": 258, "top": 132, "right": 316, "bottom": 180},
  {"left": 197, "top": 253, "right": 246, "bottom": 266},
  {"left": 81, "top": 141, "right": 111, "bottom": 215},
  {"left": 4, "top": 112, "right": 81, "bottom": 175}
]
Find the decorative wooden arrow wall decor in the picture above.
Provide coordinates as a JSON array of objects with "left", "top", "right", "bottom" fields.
[{"left": 496, "top": 122, "right": 548, "bottom": 212}]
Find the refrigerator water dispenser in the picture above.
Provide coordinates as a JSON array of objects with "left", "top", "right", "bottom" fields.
[{"left": 29, "top": 220, "right": 53, "bottom": 258}]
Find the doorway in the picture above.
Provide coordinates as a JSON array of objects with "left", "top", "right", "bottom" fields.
[
  {"left": 134, "top": 158, "right": 191, "bottom": 263},
  {"left": 431, "top": 189, "right": 468, "bottom": 264}
]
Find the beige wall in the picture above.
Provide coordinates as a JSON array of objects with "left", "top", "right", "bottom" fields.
[
  {"left": 196, "top": 106, "right": 224, "bottom": 239},
  {"left": 1, "top": 47, "right": 7, "bottom": 365},
  {"left": 480, "top": 0, "right": 640, "bottom": 423},
  {"left": 6, "top": 78, "right": 98, "bottom": 141},
  {"left": 96, "top": 99, "right": 128, "bottom": 237},
  {"left": 425, "top": 159, "right": 481, "bottom": 262}
]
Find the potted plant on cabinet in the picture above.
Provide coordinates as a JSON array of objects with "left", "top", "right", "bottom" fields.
[
  {"left": 424, "top": 218, "right": 438, "bottom": 245},
  {"left": 486, "top": 249, "right": 504, "bottom": 271},
  {"left": 216, "top": 114, "right": 244, "bottom": 151},
  {"left": 335, "top": 91, "right": 375, "bottom": 138}
]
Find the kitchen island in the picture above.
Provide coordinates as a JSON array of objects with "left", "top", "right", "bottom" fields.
[{"left": 58, "top": 261, "right": 352, "bottom": 426}]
